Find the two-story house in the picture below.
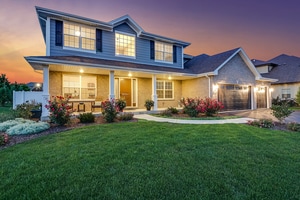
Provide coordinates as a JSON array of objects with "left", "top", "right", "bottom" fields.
[{"left": 25, "top": 7, "right": 276, "bottom": 120}]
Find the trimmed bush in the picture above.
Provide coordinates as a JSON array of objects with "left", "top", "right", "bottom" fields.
[
  {"left": 78, "top": 112, "right": 95, "bottom": 123},
  {"left": 118, "top": 112, "right": 134, "bottom": 121},
  {"left": 0, "top": 133, "right": 9, "bottom": 145},
  {"left": 6, "top": 122, "right": 49, "bottom": 135},
  {"left": 160, "top": 109, "right": 172, "bottom": 117},
  {"left": 101, "top": 99, "right": 117, "bottom": 123},
  {"left": 167, "top": 107, "right": 179, "bottom": 114},
  {"left": 287, "top": 122, "right": 300, "bottom": 132},
  {"left": 45, "top": 96, "right": 72, "bottom": 125},
  {"left": 270, "top": 102, "right": 293, "bottom": 123},
  {"left": 0, "top": 118, "right": 49, "bottom": 135},
  {"left": 247, "top": 119, "right": 275, "bottom": 128}
]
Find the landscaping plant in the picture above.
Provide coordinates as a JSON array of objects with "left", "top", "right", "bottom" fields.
[
  {"left": 287, "top": 122, "right": 300, "bottom": 132},
  {"left": 117, "top": 112, "right": 134, "bottom": 121},
  {"left": 77, "top": 112, "right": 95, "bottom": 123},
  {"left": 179, "top": 97, "right": 224, "bottom": 117},
  {"left": 296, "top": 87, "right": 300, "bottom": 105},
  {"left": 45, "top": 96, "right": 72, "bottom": 125},
  {"left": 0, "top": 133, "right": 8, "bottom": 145},
  {"left": 270, "top": 102, "right": 293, "bottom": 123},
  {"left": 144, "top": 99, "right": 154, "bottom": 111},
  {"left": 101, "top": 99, "right": 118, "bottom": 123},
  {"left": 115, "top": 99, "right": 126, "bottom": 112},
  {"left": 247, "top": 119, "right": 275, "bottom": 128}
]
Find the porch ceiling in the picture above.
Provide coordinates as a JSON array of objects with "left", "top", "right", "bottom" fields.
[{"left": 49, "top": 64, "right": 194, "bottom": 80}]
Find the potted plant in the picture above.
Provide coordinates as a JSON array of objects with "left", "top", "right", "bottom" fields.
[
  {"left": 116, "top": 98, "right": 126, "bottom": 112},
  {"left": 144, "top": 99, "right": 154, "bottom": 111}
]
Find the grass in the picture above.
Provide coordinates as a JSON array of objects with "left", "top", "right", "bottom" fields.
[
  {"left": 1, "top": 121, "right": 300, "bottom": 199},
  {"left": 0, "top": 106, "right": 15, "bottom": 122}
]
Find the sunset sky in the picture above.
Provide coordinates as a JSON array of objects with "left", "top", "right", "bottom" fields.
[{"left": 1, "top": 0, "right": 299, "bottom": 83}]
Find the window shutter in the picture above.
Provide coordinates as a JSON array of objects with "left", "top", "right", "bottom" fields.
[
  {"left": 173, "top": 45, "right": 177, "bottom": 63},
  {"left": 96, "top": 29, "right": 102, "bottom": 52},
  {"left": 150, "top": 40, "right": 155, "bottom": 60},
  {"left": 55, "top": 20, "right": 63, "bottom": 46}
]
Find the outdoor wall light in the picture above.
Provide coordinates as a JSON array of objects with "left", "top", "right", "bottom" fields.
[
  {"left": 79, "top": 69, "right": 84, "bottom": 73},
  {"left": 269, "top": 88, "right": 274, "bottom": 92},
  {"left": 128, "top": 72, "right": 132, "bottom": 77},
  {"left": 213, "top": 84, "right": 219, "bottom": 92},
  {"left": 168, "top": 76, "right": 172, "bottom": 80}
]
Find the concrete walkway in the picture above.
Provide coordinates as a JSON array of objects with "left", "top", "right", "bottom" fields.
[
  {"left": 134, "top": 109, "right": 300, "bottom": 124},
  {"left": 134, "top": 114, "right": 253, "bottom": 124}
]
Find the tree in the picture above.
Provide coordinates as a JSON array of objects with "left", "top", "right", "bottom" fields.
[
  {"left": 0, "top": 74, "right": 11, "bottom": 106},
  {"left": 296, "top": 87, "right": 300, "bottom": 106}
]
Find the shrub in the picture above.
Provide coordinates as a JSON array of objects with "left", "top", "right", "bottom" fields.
[
  {"left": 6, "top": 122, "right": 49, "bottom": 135},
  {"left": 118, "top": 112, "right": 134, "bottom": 121},
  {"left": 0, "top": 118, "right": 49, "bottom": 135},
  {"left": 45, "top": 96, "right": 72, "bottom": 126},
  {"left": 115, "top": 99, "right": 126, "bottom": 112},
  {"left": 270, "top": 102, "right": 293, "bottom": 123},
  {"left": 101, "top": 99, "right": 117, "bottom": 123},
  {"left": 287, "top": 122, "right": 300, "bottom": 132},
  {"left": 179, "top": 97, "right": 200, "bottom": 117},
  {"left": 272, "top": 96, "right": 299, "bottom": 107},
  {"left": 167, "top": 107, "right": 179, "bottom": 114},
  {"left": 160, "top": 109, "right": 172, "bottom": 117},
  {"left": 77, "top": 112, "right": 95, "bottom": 123},
  {"left": 247, "top": 119, "right": 275, "bottom": 128},
  {"left": 179, "top": 97, "right": 224, "bottom": 117},
  {"left": 296, "top": 87, "right": 300, "bottom": 106},
  {"left": 0, "top": 133, "right": 9, "bottom": 146},
  {"left": 0, "top": 112, "right": 15, "bottom": 123}
]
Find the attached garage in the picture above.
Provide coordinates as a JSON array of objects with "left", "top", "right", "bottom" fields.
[
  {"left": 218, "top": 84, "right": 251, "bottom": 110},
  {"left": 256, "top": 87, "right": 267, "bottom": 108}
]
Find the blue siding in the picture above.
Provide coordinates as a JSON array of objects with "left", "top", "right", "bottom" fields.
[{"left": 49, "top": 19, "right": 183, "bottom": 68}]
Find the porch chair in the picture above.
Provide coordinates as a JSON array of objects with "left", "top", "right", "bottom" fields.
[{"left": 91, "top": 96, "right": 103, "bottom": 112}]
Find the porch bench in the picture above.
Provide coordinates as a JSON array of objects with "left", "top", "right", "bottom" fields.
[{"left": 91, "top": 101, "right": 101, "bottom": 112}]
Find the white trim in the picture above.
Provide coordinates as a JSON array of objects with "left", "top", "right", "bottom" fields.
[
  {"left": 46, "top": 17, "right": 51, "bottom": 56},
  {"left": 152, "top": 75, "right": 158, "bottom": 110},
  {"left": 63, "top": 46, "right": 96, "bottom": 54},
  {"left": 156, "top": 80, "right": 174, "bottom": 100},
  {"left": 115, "top": 31, "right": 136, "bottom": 58}
]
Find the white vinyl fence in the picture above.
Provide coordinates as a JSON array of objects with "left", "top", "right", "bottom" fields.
[{"left": 13, "top": 91, "right": 43, "bottom": 109}]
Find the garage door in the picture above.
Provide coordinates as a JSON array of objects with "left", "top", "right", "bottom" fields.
[
  {"left": 218, "top": 85, "right": 251, "bottom": 110},
  {"left": 256, "top": 87, "right": 267, "bottom": 108}
]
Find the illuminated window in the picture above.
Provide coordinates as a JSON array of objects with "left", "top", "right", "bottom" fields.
[
  {"left": 64, "top": 22, "right": 95, "bottom": 51},
  {"left": 155, "top": 41, "right": 173, "bottom": 62},
  {"left": 156, "top": 81, "right": 173, "bottom": 99},
  {"left": 63, "top": 75, "right": 97, "bottom": 99},
  {"left": 282, "top": 89, "right": 291, "bottom": 99},
  {"left": 115, "top": 32, "right": 135, "bottom": 57}
]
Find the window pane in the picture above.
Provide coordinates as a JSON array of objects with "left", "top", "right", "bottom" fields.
[
  {"left": 155, "top": 41, "right": 173, "bottom": 62},
  {"left": 63, "top": 75, "right": 96, "bottom": 100},
  {"left": 165, "top": 90, "right": 173, "bottom": 98},
  {"left": 157, "top": 90, "right": 164, "bottom": 98},
  {"left": 115, "top": 32, "right": 135, "bottom": 57}
]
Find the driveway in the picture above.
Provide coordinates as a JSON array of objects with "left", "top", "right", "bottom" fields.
[{"left": 226, "top": 109, "right": 300, "bottom": 123}]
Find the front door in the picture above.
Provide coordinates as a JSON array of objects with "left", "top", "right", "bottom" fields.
[{"left": 115, "top": 78, "right": 137, "bottom": 107}]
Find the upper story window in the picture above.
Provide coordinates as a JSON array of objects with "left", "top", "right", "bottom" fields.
[
  {"left": 156, "top": 80, "right": 173, "bottom": 99},
  {"left": 155, "top": 41, "right": 173, "bottom": 63},
  {"left": 63, "top": 22, "right": 96, "bottom": 51},
  {"left": 115, "top": 32, "right": 135, "bottom": 58}
]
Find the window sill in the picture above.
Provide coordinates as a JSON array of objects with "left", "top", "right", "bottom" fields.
[{"left": 63, "top": 47, "right": 96, "bottom": 54}]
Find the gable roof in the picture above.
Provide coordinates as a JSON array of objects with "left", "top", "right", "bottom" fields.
[
  {"left": 184, "top": 47, "right": 267, "bottom": 80},
  {"left": 261, "top": 54, "right": 300, "bottom": 84},
  {"left": 35, "top": 6, "right": 190, "bottom": 47}
]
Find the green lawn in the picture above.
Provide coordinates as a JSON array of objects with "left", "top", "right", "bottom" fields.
[{"left": 1, "top": 121, "right": 300, "bottom": 199}]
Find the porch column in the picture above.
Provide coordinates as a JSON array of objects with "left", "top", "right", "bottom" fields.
[
  {"left": 266, "top": 87, "right": 270, "bottom": 108},
  {"left": 41, "top": 65, "right": 50, "bottom": 121},
  {"left": 152, "top": 74, "right": 158, "bottom": 110},
  {"left": 109, "top": 70, "right": 115, "bottom": 100},
  {"left": 251, "top": 86, "right": 256, "bottom": 110}
]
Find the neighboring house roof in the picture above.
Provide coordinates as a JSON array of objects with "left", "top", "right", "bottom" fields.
[
  {"left": 35, "top": 6, "right": 190, "bottom": 47},
  {"left": 261, "top": 54, "right": 300, "bottom": 84},
  {"left": 251, "top": 59, "right": 278, "bottom": 67}
]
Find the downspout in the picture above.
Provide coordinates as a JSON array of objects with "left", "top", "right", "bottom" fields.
[{"left": 205, "top": 74, "right": 211, "bottom": 98}]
